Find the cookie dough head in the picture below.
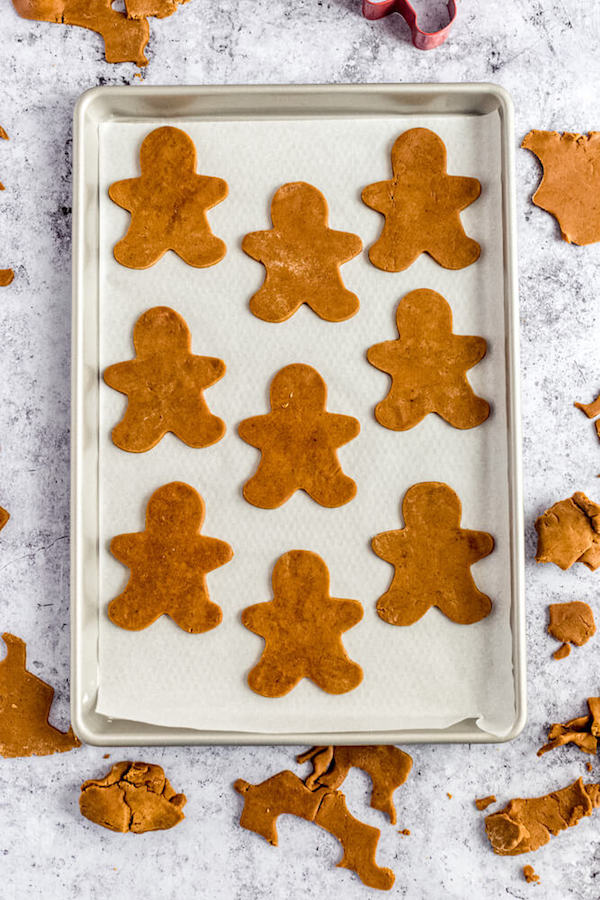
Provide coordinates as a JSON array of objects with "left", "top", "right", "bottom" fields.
[
  {"left": 270, "top": 363, "right": 327, "bottom": 412},
  {"left": 391, "top": 127, "right": 446, "bottom": 173},
  {"left": 273, "top": 547, "right": 329, "bottom": 603},
  {"left": 140, "top": 126, "right": 195, "bottom": 178},
  {"left": 133, "top": 305, "right": 189, "bottom": 356},
  {"left": 398, "top": 288, "right": 452, "bottom": 335},
  {"left": 146, "top": 481, "right": 204, "bottom": 535},
  {"left": 270, "top": 181, "right": 327, "bottom": 229},
  {"left": 403, "top": 481, "right": 461, "bottom": 531}
]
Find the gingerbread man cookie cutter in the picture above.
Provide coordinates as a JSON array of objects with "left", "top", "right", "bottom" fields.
[{"left": 362, "top": 0, "right": 458, "bottom": 51}]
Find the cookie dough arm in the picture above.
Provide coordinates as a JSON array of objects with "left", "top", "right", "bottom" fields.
[
  {"left": 366, "top": 340, "right": 397, "bottom": 374},
  {"left": 198, "top": 175, "right": 229, "bottom": 208},
  {"left": 241, "top": 230, "right": 273, "bottom": 262},
  {"left": 329, "top": 597, "right": 364, "bottom": 631},
  {"left": 189, "top": 355, "right": 226, "bottom": 387},
  {"left": 464, "top": 530, "right": 494, "bottom": 562},
  {"left": 103, "top": 360, "right": 141, "bottom": 394},
  {"left": 237, "top": 415, "right": 273, "bottom": 448},
  {"left": 329, "top": 229, "right": 363, "bottom": 262},
  {"left": 453, "top": 334, "right": 487, "bottom": 367},
  {"left": 371, "top": 530, "right": 403, "bottom": 563},
  {"left": 447, "top": 175, "right": 481, "bottom": 209},
  {"left": 361, "top": 181, "right": 392, "bottom": 215},
  {"left": 110, "top": 533, "right": 143, "bottom": 566},
  {"left": 325, "top": 413, "right": 360, "bottom": 446},
  {"left": 108, "top": 178, "right": 139, "bottom": 212},
  {"left": 198, "top": 536, "right": 233, "bottom": 572},
  {"left": 240, "top": 601, "right": 271, "bottom": 637}
]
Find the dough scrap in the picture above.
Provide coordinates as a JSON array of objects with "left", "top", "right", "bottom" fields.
[
  {"left": 104, "top": 306, "right": 225, "bottom": 453},
  {"left": 535, "top": 492, "right": 600, "bottom": 571},
  {"left": 109, "top": 126, "right": 227, "bottom": 269},
  {"left": 367, "top": 289, "right": 489, "bottom": 431},
  {"left": 80, "top": 761, "right": 186, "bottom": 833},
  {"left": 475, "top": 795, "right": 496, "bottom": 811},
  {"left": 108, "top": 481, "right": 233, "bottom": 633},
  {"left": 242, "top": 550, "right": 363, "bottom": 697},
  {"left": 234, "top": 771, "right": 394, "bottom": 890},
  {"left": 11, "top": 0, "right": 150, "bottom": 66},
  {"left": 373, "top": 482, "right": 494, "bottom": 626},
  {"left": 485, "top": 778, "right": 600, "bottom": 855},
  {"left": 548, "top": 600, "right": 595, "bottom": 662},
  {"left": 238, "top": 363, "right": 360, "bottom": 509},
  {"left": 242, "top": 182, "right": 362, "bottom": 323},
  {"left": 297, "top": 745, "right": 413, "bottom": 825},
  {"left": 0, "top": 125, "right": 14, "bottom": 287},
  {"left": 0, "top": 506, "right": 9, "bottom": 532},
  {"left": 538, "top": 697, "right": 600, "bottom": 757},
  {"left": 126, "top": 0, "right": 189, "bottom": 17},
  {"left": 0, "top": 633, "right": 80, "bottom": 758},
  {"left": 362, "top": 127, "right": 481, "bottom": 271},
  {"left": 523, "top": 865, "right": 540, "bottom": 884},
  {"left": 575, "top": 394, "right": 600, "bottom": 443},
  {"left": 522, "top": 130, "right": 600, "bottom": 245}
]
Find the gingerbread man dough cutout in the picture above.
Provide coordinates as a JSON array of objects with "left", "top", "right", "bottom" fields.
[
  {"left": 242, "top": 182, "right": 363, "bottom": 322},
  {"left": 109, "top": 126, "right": 228, "bottom": 269},
  {"left": 104, "top": 306, "right": 226, "bottom": 453},
  {"left": 109, "top": 481, "right": 233, "bottom": 633},
  {"left": 242, "top": 550, "right": 364, "bottom": 697},
  {"left": 238, "top": 364, "right": 360, "bottom": 509},
  {"left": 367, "top": 289, "right": 490, "bottom": 431},
  {"left": 362, "top": 128, "right": 481, "bottom": 271},
  {"left": 373, "top": 482, "right": 494, "bottom": 626}
]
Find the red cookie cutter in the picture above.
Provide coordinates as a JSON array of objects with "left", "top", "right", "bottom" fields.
[{"left": 362, "top": 0, "right": 458, "bottom": 50}]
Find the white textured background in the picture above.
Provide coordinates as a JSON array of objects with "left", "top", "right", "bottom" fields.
[{"left": 2, "top": 2, "right": 600, "bottom": 897}]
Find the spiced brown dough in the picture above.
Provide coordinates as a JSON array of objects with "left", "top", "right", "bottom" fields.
[
  {"left": 125, "top": 0, "right": 189, "bottom": 17},
  {"left": 242, "top": 550, "right": 363, "bottom": 697},
  {"left": 0, "top": 506, "right": 9, "bottom": 532},
  {"left": 0, "top": 633, "right": 80, "bottom": 758},
  {"left": 523, "top": 866, "right": 540, "bottom": 884},
  {"left": 238, "top": 364, "right": 360, "bottom": 509},
  {"left": 362, "top": 128, "right": 481, "bottom": 271},
  {"left": 0, "top": 125, "right": 14, "bottom": 287},
  {"left": 537, "top": 697, "right": 600, "bottom": 757},
  {"left": 535, "top": 492, "right": 600, "bottom": 570},
  {"left": 104, "top": 306, "right": 225, "bottom": 452},
  {"left": 11, "top": 0, "right": 150, "bottom": 66},
  {"left": 367, "top": 289, "right": 489, "bottom": 431},
  {"left": 373, "top": 482, "right": 494, "bottom": 626},
  {"left": 485, "top": 778, "right": 600, "bottom": 855},
  {"left": 80, "top": 761, "right": 186, "bottom": 833},
  {"left": 548, "top": 600, "right": 595, "bottom": 661},
  {"left": 297, "top": 745, "right": 413, "bottom": 825},
  {"left": 109, "top": 126, "right": 227, "bottom": 269},
  {"left": 234, "top": 771, "right": 395, "bottom": 891},
  {"left": 242, "top": 182, "right": 363, "bottom": 322},
  {"left": 522, "top": 130, "right": 600, "bottom": 245},
  {"left": 575, "top": 393, "right": 600, "bottom": 443},
  {"left": 475, "top": 795, "right": 497, "bottom": 811},
  {"left": 109, "top": 481, "right": 233, "bottom": 633}
]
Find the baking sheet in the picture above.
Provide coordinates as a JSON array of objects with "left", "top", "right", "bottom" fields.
[{"left": 95, "top": 111, "right": 515, "bottom": 736}]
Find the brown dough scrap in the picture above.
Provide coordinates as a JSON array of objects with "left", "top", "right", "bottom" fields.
[
  {"left": 242, "top": 550, "right": 363, "bottom": 697},
  {"left": 523, "top": 865, "right": 540, "bottom": 884},
  {"left": 575, "top": 393, "right": 600, "bottom": 419},
  {"left": 234, "top": 771, "right": 394, "bottom": 891},
  {"left": 362, "top": 127, "right": 481, "bottom": 272},
  {"left": 80, "top": 761, "right": 186, "bottom": 833},
  {"left": 108, "top": 481, "right": 233, "bottom": 633},
  {"left": 0, "top": 633, "right": 80, "bottom": 758},
  {"left": 548, "top": 601, "right": 595, "bottom": 661},
  {"left": 367, "top": 289, "right": 489, "bottom": 431},
  {"left": 373, "top": 482, "right": 494, "bottom": 626},
  {"left": 475, "top": 795, "right": 497, "bottom": 811},
  {"left": 238, "top": 364, "right": 359, "bottom": 509},
  {"left": 242, "top": 182, "right": 362, "bottom": 323},
  {"left": 104, "top": 306, "right": 225, "bottom": 453},
  {"left": 11, "top": 0, "right": 149, "bottom": 66},
  {"left": 522, "top": 130, "right": 600, "bottom": 245},
  {"left": 485, "top": 778, "right": 600, "bottom": 855},
  {"left": 0, "top": 125, "right": 14, "bottom": 287},
  {"left": 538, "top": 697, "right": 600, "bottom": 757},
  {"left": 535, "top": 492, "right": 600, "bottom": 571},
  {"left": 0, "top": 506, "right": 9, "bottom": 532},
  {"left": 109, "top": 126, "right": 227, "bottom": 269},
  {"left": 126, "top": 0, "right": 189, "bottom": 17},
  {"left": 297, "top": 745, "right": 413, "bottom": 825}
]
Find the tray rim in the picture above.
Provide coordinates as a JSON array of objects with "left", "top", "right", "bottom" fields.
[{"left": 71, "top": 81, "right": 526, "bottom": 746}]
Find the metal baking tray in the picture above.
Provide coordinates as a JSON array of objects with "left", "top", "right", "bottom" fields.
[{"left": 71, "top": 83, "right": 525, "bottom": 746}]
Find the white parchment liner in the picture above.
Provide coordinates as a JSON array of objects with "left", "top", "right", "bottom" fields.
[{"left": 95, "top": 112, "right": 515, "bottom": 735}]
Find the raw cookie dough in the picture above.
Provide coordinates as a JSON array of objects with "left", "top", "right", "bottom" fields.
[
  {"left": 242, "top": 182, "right": 362, "bottom": 322},
  {"left": 523, "top": 866, "right": 540, "bottom": 884},
  {"left": 242, "top": 550, "right": 363, "bottom": 697},
  {"left": 367, "top": 289, "right": 489, "bottom": 431},
  {"left": 234, "top": 771, "right": 395, "bottom": 891},
  {"left": 548, "top": 600, "right": 595, "bottom": 661},
  {"left": 522, "top": 130, "right": 600, "bottom": 245},
  {"left": 297, "top": 746, "right": 413, "bottom": 824},
  {"left": 11, "top": 0, "right": 150, "bottom": 66},
  {"left": 104, "top": 306, "right": 225, "bottom": 452},
  {"left": 0, "top": 633, "right": 80, "bottom": 758},
  {"left": 575, "top": 393, "right": 600, "bottom": 443},
  {"left": 80, "top": 761, "right": 186, "bottom": 832},
  {"left": 538, "top": 697, "right": 600, "bottom": 757},
  {"left": 535, "top": 492, "right": 600, "bottom": 570},
  {"left": 0, "top": 125, "right": 14, "bottom": 287},
  {"left": 109, "top": 126, "right": 227, "bottom": 269},
  {"left": 238, "top": 363, "right": 360, "bottom": 509},
  {"left": 0, "top": 506, "right": 9, "bottom": 532},
  {"left": 485, "top": 778, "right": 600, "bottom": 855},
  {"left": 362, "top": 127, "right": 481, "bottom": 271},
  {"left": 475, "top": 796, "right": 496, "bottom": 811},
  {"left": 108, "top": 481, "right": 233, "bottom": 633},
  {"left": 126, "top": 0, "right": 189, "bottom": 17},
  {"left": 373, "top": 482, "right": 494, "bottom": 626}
]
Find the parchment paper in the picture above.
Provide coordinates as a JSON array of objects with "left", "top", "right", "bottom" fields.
[{"left": 95, "top": 111, "right": 516, "bottom": 736}]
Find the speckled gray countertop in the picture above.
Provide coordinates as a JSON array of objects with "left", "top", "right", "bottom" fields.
[{"left": 2, "top": 2, "right": 600, "bottom": 897}]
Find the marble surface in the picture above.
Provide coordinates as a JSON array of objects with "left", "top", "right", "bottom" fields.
[{"left": 2, "top": 1, "right": 600, "bottom": 897}]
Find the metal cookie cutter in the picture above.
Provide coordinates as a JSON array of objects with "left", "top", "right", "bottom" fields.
[{"left": 362, "top": 0, "right": 458, "bottom": 50}]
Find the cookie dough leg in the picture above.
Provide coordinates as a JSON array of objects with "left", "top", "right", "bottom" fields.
[
  {"left": 429, "top": 232, "right": 480, "bottom": 270},
  {"left": 375, "top": 392, "right": 430, "bottom": 431},
  {"left": 108, "top": 589, "right": 158, "bottom": 631},
  {"left": 435, "top": 384, "right": 490, "bottom": 429},
  {"left": 376, "top": 587, "right": 432, "bottom": 626},
  {"left": 112, "top": 408, "right": 166, "bottom": 453},
  {"left": 179, "top": 235, "right": 226, "bottom": 268},
  {"left": 174, "top": 413, "right": 225, "bottom": 449},
  {"left": 438, "top": 587, "right": 492, "bottom": 625},
  {"left": 307, "top": 471, "right": 357, "bottom": 508},
  {"left": 312, "top": 656, "right": 362, "bottom": 694},
  {"left": 369, "top": 232, "right": 420, "bottom": 273},
  {"left": 115, "top": 236, "right": 166, "bottom": 269},
  {"left": 249, "top": 284, "right": 299, "bottom": 323},
  {"left": 242, "top": 464, "right": 296, "bottom": 509},
  {"left": 247, "top": 657, "right": 301, "bottom": 697},
  {"left": 169, "top": 597, "right": 222, "bottom": 634},
  {"left": 311, "top": 287, "right": 359, "bottom": 322}
]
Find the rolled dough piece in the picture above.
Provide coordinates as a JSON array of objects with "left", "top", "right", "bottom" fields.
[
  {"left": 126, "top": 0, "right": 189, "bottom": 17},
  {"left": 548, "top": 601, "right": 595, "bottom": 661},
  {"left": 535, "top": 492, "right": 600, "bottom": 570}
]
